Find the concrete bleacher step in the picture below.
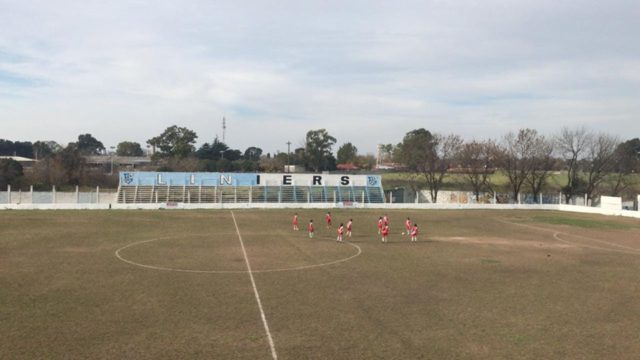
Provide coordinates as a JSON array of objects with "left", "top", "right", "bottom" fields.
[{"left": 116, "top": 185, "right": 385, "bottom": 204}]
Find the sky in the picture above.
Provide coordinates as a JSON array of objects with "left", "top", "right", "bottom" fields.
[{"left": 1, "top": 0, "right": 639, "bottom": 155}]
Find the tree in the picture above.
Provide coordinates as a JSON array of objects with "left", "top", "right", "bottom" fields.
[
  {"left": 0, "top": 139, "right": 33, "bottom": 158},
  {"left": 397, "top": 128, "right": 435, "bottom": 169},
  {"left": 259, "top": 155, "right": 284, "bottom": 172},
  {"left": 33, "top": 141, "right": 61, "bottom": 160},
  {"left": 197, "top": 137, "right": 229, "bottom": 160},
  {"left": 293, "top": 147, "right": 306, "bottom": 166},
  {"left": 555, "top": 127, "right": 591, "bottom": 203},
  {"left": 243, "top": 147, "right": 263, "bottom": 161},
  {"left": 610, "top": 138, "right": 640, "bottom": 196},
  {"left": 147, "top": 125, "right": 198, "bottom": 158},
  {"left": 76, "top": 134, "right": 105, "bottom": 155},
  {"left": 116, "top": 141, "right": 144, "bottom": 156},
  {"left": 397, "top": 129, "right": 462, "bottom": 202},
  {"left": 378, "top": 143, "right": 396, "bottom": 164},
  {"left": 0, "top": 159, "right": 24, "bottom": 188},
  {"left": 355, "top": 154, "right": 376, "bottom": 170},
  {"left": 500, "top": 129, "right": 540, "bottom": 202},
  {"left": 525, "top": 135, "right": 556, "bottom": 202},
  {"left": 304, "top": 129, "right": 337, "bottom": 172},
  {"left": 223, "top": 149, "right": 242, "bottom": 161},
  {"left": 55, "top": 145, "right": 86, "bottom": 186},
  {"left": 581, "top": 133, "right": 619, "bottom": 204},
  {"left": 337, "top": 142, "right": 358, "bottom": 164},
  {"left": 458, "top": 140, "right": 498, "bottom": 201}
]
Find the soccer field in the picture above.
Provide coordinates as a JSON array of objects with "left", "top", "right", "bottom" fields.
[{"left": 2, "top": 209, "right": 640, "bottom": 359}]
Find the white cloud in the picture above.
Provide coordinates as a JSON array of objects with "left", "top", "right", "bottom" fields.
[{"left": 1, "top": 0, "right": 639, "bottom": 154}]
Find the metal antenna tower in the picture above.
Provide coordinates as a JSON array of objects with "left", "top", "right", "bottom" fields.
[{"left": 222, "top": 117, "right": 227, "bottom": 143}]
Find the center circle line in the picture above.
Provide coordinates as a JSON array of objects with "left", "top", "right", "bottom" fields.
[{"left": 115, "top": 235, "right": 362, "bottom": 274}]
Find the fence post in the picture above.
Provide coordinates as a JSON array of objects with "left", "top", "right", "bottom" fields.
[
  {"left": 389, "top": 191, "right": 393, "bottom": 204},
  {"left": 559, "top": 192, "right": 562, "bottom": 205},
  {"left": 539, "top": 193, "right": 542, "bottom": 205},
  {"left": 96, "top": 186, "right": 100, "bottom": 203},
  {"left": 584, "top": 193, "right": 588, "bottom": 207},
  {"left": 6, "top": 185, "right": 10, "bottom": 204},
  {"left": 30, "top": 185, "right": 33, "bottom": 204},
  {"left": 76, "top": 185, "right": 79, "bottom": 203},
  {"left": 52, "top": 185, "right": 56, "bottom": 204}
]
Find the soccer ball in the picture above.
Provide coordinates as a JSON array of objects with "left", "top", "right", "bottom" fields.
[{"left": 401, "top": 232, "right": 404, "bottom": 235}]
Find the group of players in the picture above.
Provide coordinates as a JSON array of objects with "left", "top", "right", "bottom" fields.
[{"left": 291, "top": 212, "right": 420, "bottom": 243}]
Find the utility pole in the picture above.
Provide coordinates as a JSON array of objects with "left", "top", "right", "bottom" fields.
[
  {"left": 109, "top": 146, "right": 116, "bottom": 175},
  {"left": 286, "top": 141, "right": 292, "bottom": 172}
]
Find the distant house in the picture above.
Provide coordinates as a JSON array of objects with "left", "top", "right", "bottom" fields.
[
  {"left": 337, "top": 163, "right": 359, "bottom": 171},
  {"left": 84, "top": 155, "right": 152, "bottom": 169},
  {"left": 0, "top": 156, "right": 37, "bottom": 167},
  {"left": 374, "top": 163, "right": 407, "bottom": 171}
]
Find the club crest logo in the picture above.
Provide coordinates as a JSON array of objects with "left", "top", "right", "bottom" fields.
[
  {"left": 367, "top": 176, "right": 378, "bottom": 186},
  {"left": 123, "top": 173, "right": 134, "bottom": 185}
]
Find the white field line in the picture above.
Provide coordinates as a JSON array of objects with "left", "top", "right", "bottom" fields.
[
  {"left": 231, "top": 211, "right": 278, "bottom": 360},
  {"left": 115, "top": 236, "right": 361, "bottom": 274},
  {"left": 497, "top": 218, "right": 640, "bottom": 255}
]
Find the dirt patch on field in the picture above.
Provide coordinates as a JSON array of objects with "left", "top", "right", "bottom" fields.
[{"left": 433, "top": 236, "right": 574, "bottom": 249}]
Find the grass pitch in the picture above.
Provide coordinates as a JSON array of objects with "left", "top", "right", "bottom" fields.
[{"left": 2, "top": 209, "right": 640, "bottom": 359}]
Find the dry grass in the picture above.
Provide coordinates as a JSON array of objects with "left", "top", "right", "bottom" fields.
[{"left": 2, "top": 209, "right": 640, "bottom": 359}]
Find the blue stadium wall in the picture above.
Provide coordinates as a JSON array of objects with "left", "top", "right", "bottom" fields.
[{"left": 117, "top": 172, "right": 385, "bottom": 204}]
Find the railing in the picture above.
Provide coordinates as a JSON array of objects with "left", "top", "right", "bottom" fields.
[{"left": 114, "top": 185, "right": 385, "bottom": 204}]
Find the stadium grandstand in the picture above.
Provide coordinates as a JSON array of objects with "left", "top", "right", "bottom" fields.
[{"left": 116, "top": 172, "right": 385, "bottom": 204}]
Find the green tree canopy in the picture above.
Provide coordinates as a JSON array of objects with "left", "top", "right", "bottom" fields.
[
  {"left": 337, "top": 142, "right": 358, "bottom": 164},
  {"left": 304, "top": 129, "right": 337, "bottom": 172},
  {"left": 33, "top": 141, "right": 61, "bottom": 160},
  {"left": 147, "top": 125, "right": 198, "bottom": 158},
  {"left": 116, "top": 141, "right": 144, "bottom": 156},
  {"left": 0, "top": 159, "right": 24, "bottom": 188},
  {"left": 0, "top": 139, "right": 33, "bottom": 158},
  {"left": 76, "top": 134, "right": 105, "bottom": 155},
  {"left": 396, "top": 128, "right": 435, "bottom": 170},
  {"left": 244, "top": 147, "right": 263, "bottom": 161},
  {"left": 197, "top": 137, "right": 229, "bottom": 160}
]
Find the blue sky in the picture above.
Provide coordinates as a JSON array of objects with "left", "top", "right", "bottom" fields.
[{"left": 1, "top": 0, "right": 639, "bottom": 154}]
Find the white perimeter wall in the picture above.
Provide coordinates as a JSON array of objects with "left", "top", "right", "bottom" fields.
[
  {"left": 3, "top": 202, "right": 640, "bottom": 219},
  {"left": 601, "top": 196, "right": 623, "bottom": 210}
]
